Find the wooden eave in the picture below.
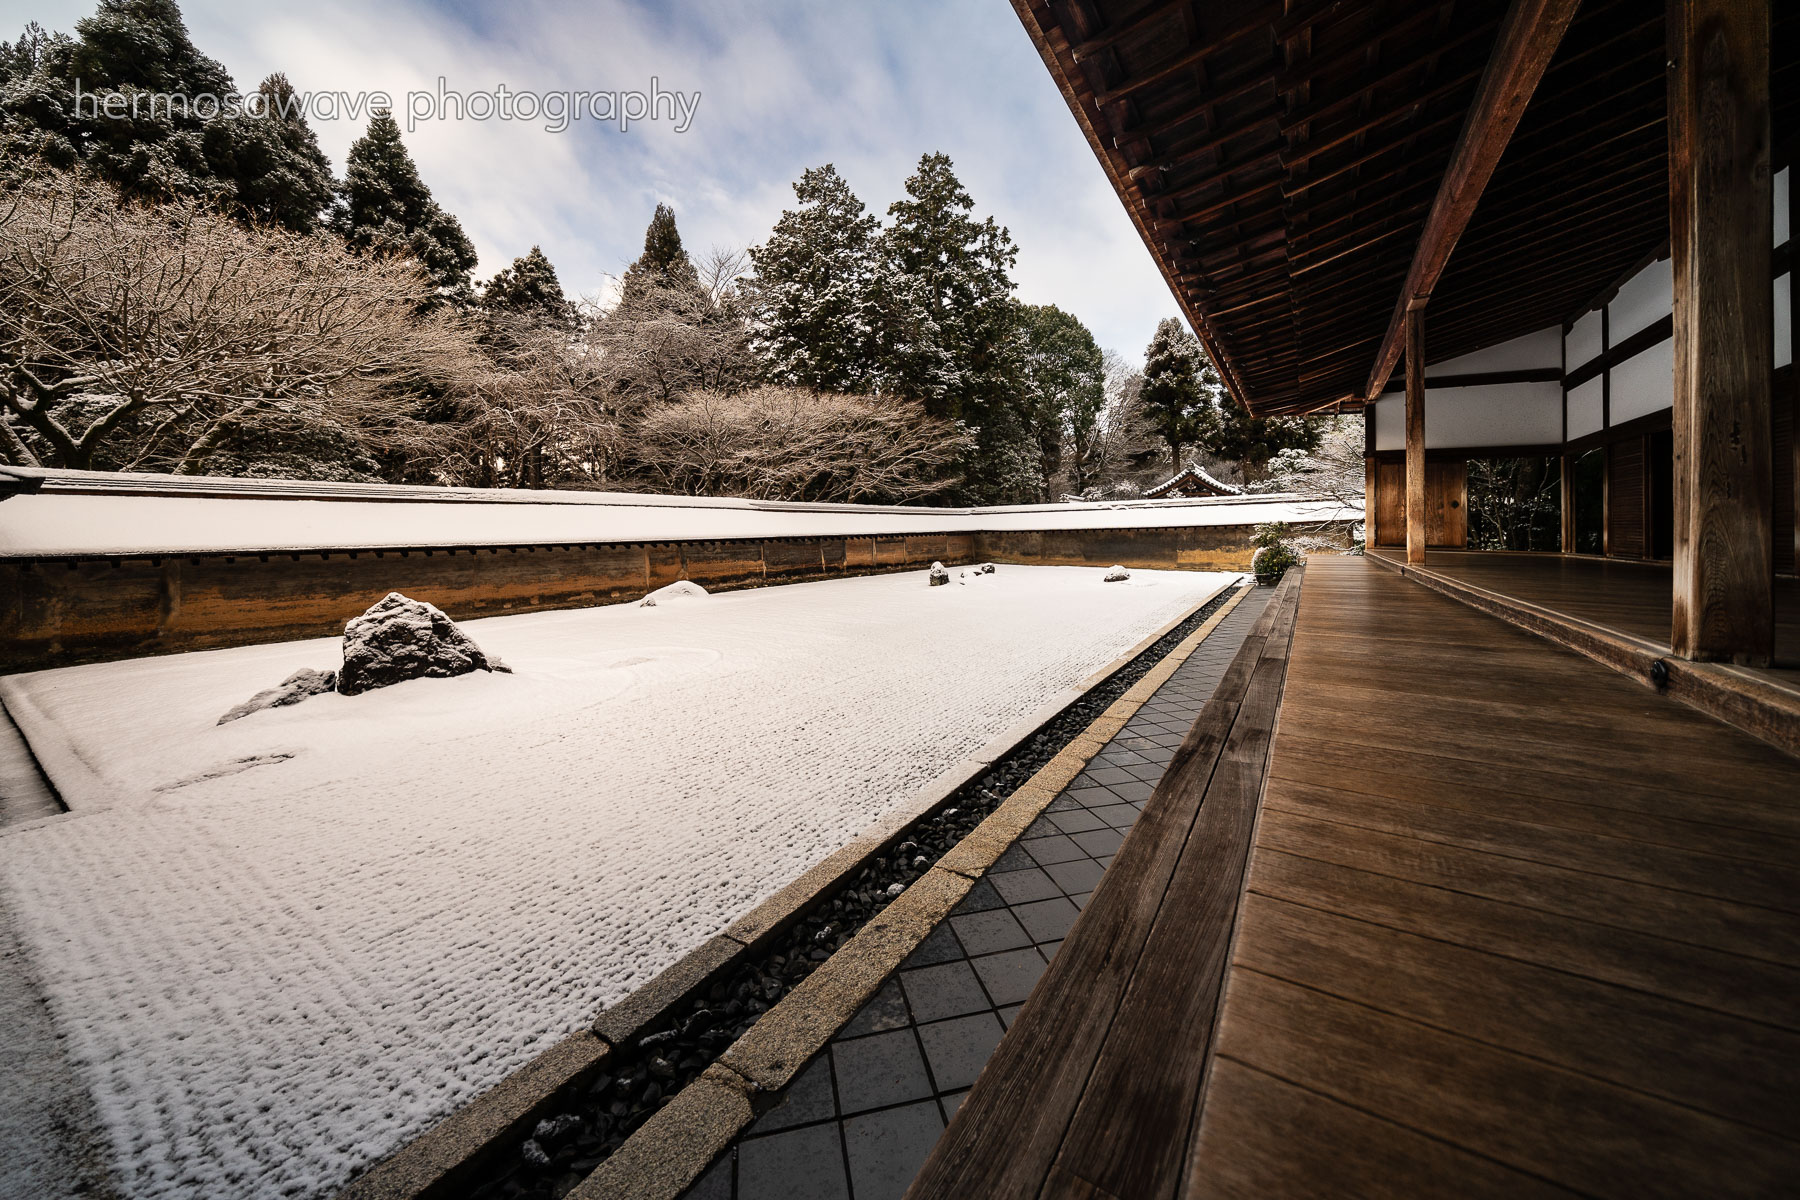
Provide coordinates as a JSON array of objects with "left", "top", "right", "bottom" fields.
[{"left": 1014, "top": 0, "right": 1798, "bottom": 417}]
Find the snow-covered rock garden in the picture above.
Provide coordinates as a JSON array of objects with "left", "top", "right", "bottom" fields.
[{"left": 0, "top": 565, "right": 1232, "bottom": 1200}]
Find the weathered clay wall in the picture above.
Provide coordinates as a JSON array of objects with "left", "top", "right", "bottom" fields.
[
  {"left": 0, "top": 535, "right": 978, "bottom": 671},
  {"left": 0, "top": 522, "right": 1350, "bottom": 672},
  {"left": 972, "top": 523, "right": 1354, "bottom": 573}
]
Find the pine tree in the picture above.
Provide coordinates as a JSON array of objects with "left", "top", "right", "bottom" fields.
[
  {"left": 0, "top": 5, "right": 335, "bottom": 231},
  {"left": 1140, "top": 318, "right": 1205, "bottom": 472},
  {"left": 483, "top": 245, "right": 570, "bottom": 318},
  {"left": 0, "top": 0, "right": 228, "bottom": 201},
  {"left": 333, "top": 109, "right": 478, "bottom": 301},
  {"left": 218, "top": 74, "right": 334, "bottom": 232},
  {"left": 869, "top": 153, "right": 1035, "bottom": 503},
  {"left": 873, "top": 153, "right": 1020, "bottom": 425},
  {"left": 745, "top": 164, "right": 878, "bottom": 392},
  {"left": 618, "top": 202, "right": 700, "bottom": 305},
  {"left": 1018, "top": 304, "right": 1104, "bottom": 502}
]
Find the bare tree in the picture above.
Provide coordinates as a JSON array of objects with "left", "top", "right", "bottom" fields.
[
  {"left": 592, "top": 248, "right": 756, "bottom": 405},
  {"left": 632, "top": 385, "right": 971, "bottom": 503},
  {"left": 1247, "top": 415, "right": 1366, "bottom": 548},
  {"left": 0, "top": 170, "right": 474, "bottom": 473}
]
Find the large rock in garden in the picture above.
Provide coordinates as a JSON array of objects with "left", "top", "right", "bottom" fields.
[
  {"left": 929, "top": 562, "right": 950, "bottom": 587},
  {"left": 1103, "top": 565, "right": 1131, "bottom": 582},
  {"left": 217, "top": 667, "right": 337, "bottom": 725},
  {"left": 337, "top": 592, "right": 508, "bottom": 696}
]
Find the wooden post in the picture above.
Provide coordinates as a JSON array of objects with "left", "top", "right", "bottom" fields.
[
  {"left": 1364, "top": 456, "right": 1378, "bottom": 548},
  {"left": 1667, "top": 0, "right": 1773, "bottom": 664},
  {"left": 1405, "top": 305, "right": 1427, "bottom": 564},
  {"left": 1559, "top": 454, "right": 1576, "bottom": 553}
]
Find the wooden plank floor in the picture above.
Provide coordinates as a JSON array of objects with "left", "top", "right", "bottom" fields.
[
  {"left": 1188, "top": 556, "right": 1800, "bottom": 1198},
  {"left": 1370, "top": 549, "right": 1800, "bottom": 681}
]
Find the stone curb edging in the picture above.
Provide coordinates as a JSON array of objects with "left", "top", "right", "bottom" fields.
[
  {"left": 568, "top": 584, "right": 1256, "bottom": 1200},
  {"left": 335, "top": 577, "right": 1244, "bottom": 1200}
]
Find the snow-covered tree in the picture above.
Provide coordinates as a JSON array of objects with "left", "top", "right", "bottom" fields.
[
  {"left": 1139, "top": 318, "right": 1206, "bottom": 472},
  {"left": 633, "top": 386, "right": 970, "bottom": 503},
  {"left": 872, "top": 153, "right": 1033, "bottom": 503},
  {"left": 745, "top": 164, "right": 878, "bottom": 391},
  {"left": 1017, "top": 304, "right": 1103, "bottom": 502},
  {"left": 0, "top": 170, "right": 475, "bottom": 474},
  {"left": 0, "top": 4, "right": 335, "bottom": 231},
  {"left": 223, "top": 73, "right": 335, "bottom": 232},
  {"left": 333, "top": 109, "right": 478, "bottom": 302},
  {"left": 873, "top": 153, "right": 1019, "bottom": 421},
  {"left": 482, "top": 245, "right": 570, "bottom": 320},
  {"left": 618, "top": 202, "right": 701, "bottom": 307}
]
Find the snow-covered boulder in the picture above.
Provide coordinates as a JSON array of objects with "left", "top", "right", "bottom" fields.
[
  {"left": 1103, "top": 565, "right": 1131, "bottom": 583},
  {"left": 641, "top": 580, "right": 709, "bottom": 607},
  {"left": 337, "top": 593, "right": 508, "bottom": 696},
  {"left": 216, "top": 667, "right": 337, "bottom": 725},
  {"left": 929, "top": 562, "right": 950, "bottom": 587}
]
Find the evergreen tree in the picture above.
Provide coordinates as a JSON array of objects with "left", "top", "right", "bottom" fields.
[
  {"left": 333, "top": 108, "right": 478, "bottom": 301},
  {"left": 745, "top": 164, "right": 879, "bottom": 392},
  {"left": 1192, "top": 377, "right": 1321, "bottom": 473},
  {"left": 483, "top": 245, "right": 570, "bottom": 319},
  {"left": 217, "top": 74, "right": 334, "bottom": 231},
  {"left": 618, "top": 202, "right": 700, "bottom": 305},
  {"left": 0, "top": 4, "right": 334, "bottom": 230},
  {"left": 873, "top": 153, "right": 1019, "bottom": 424},
  {"left": 1018, "top": 304, "right": 1104, "bottom": 502},
  {"left": 1139, "top": 317, "right": 1205, "bottom": 472}
]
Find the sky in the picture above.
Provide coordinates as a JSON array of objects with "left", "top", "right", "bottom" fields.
[{"left": 4, "top": 0, "right": 1185, "bottom": 359}]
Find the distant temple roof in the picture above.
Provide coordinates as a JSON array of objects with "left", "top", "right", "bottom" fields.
[{"left": 1142, "top": 463, "right": 1244, "bottom": 500}]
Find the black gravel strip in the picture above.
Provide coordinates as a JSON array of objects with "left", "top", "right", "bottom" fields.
[{"left": 468, "top": 583, "right": 1247, "bottom": 1200}]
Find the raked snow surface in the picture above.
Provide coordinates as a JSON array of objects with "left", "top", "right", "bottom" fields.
[{"left": 0, "top": 566, "right": 1232, "bottom": 1200}]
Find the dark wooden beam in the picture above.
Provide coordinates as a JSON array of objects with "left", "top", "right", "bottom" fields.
[
  {"left": 1406, "top": 307, "right": 1428, "bottom": 563},
  {"left": 1667, "top": 0, "right": 1773, "bottom": 664},
  {"left": 1363, "top": 0, "right": 1583, "bottom": 401}
]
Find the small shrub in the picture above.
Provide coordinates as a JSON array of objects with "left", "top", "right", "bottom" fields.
[{"left": 1251, "top": 522, "right": 1299, "bottom": 584}]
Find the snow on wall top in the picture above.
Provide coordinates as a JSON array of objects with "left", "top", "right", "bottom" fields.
[{"left": 0, "top": 467, "right": 1360, "bottom": 557}]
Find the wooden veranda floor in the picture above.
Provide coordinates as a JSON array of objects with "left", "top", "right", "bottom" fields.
[
  {"left": 1369, "top": 548, "right": 1800, "bottom": 678},
  {"left": 910, "top": 555, "right": 1800, "bottom": 1199}
]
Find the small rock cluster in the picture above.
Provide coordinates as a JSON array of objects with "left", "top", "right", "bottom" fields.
[
  {"left": 215, "top": 668, "right": 338, "bottom": 725},
  {"left": 216, "top": 592, "right": 507, "bottom": 723},
  {"left": 470, "top": 583, "right": 1242, "bottom": 1200}
]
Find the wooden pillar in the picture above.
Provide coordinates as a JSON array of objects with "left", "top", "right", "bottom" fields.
[
  {"left": 1667, "top": 0, "right": 1773, "bottom": 663},
  {"left": 1405, "top": 305, "right": 1427, "bottom": 564},
  {"left": 1559, "top": 454, "right": 1576, "bottom": 553},
  {"left": 1364, "top": 456, "right": 1378, "bottom": 548}
]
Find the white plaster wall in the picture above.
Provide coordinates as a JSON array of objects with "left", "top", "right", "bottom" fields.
[
  {"left": 1611, "top": 256, "right": 1673, "bottom": 342},
  {"left": 1567, "top": 376, "right": 1604, "bottom": 439},
  {"left": 1566, "top": 309, "right": 1603, "bottom": 371},
  {"left": 1428, "top": 325, "right": 1562, "bottom": 375},
  {"left": 1777, "top": 272, "right": 1791, "bottom": 370},
  {"left": 1370, "top": 384, "right": 1562, "bottom": 450},
  {"left": 1776, "top": 166, "right": 1789, "bottom": 247},
  {"left": 1373, "top": 395, "right": 1402, "bottom": 451},
  {"left": 1610, "top": 337, "right": 1674, "bottom": 425}
]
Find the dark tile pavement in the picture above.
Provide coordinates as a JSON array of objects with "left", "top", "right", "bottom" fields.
[{"left": 682, "top": 586, "right": 1272, "bottom": 1200}]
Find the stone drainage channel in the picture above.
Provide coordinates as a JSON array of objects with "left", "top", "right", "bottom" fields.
[
  {"left": 678, "top": 588, "right": 1274, "bottom": 1200},
  {"left": 463, "top": 582, "right": 1257, "bottom": 1200}
]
